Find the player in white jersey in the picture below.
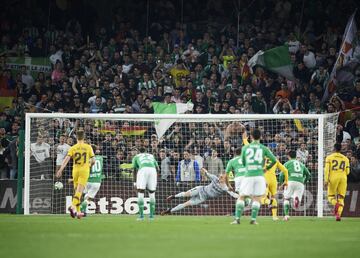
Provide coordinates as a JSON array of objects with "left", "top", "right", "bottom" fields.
[
  {"left": 55, "top": 135, "right": 71, "bottom": 171},
  {"left": 161, "top": 168, "right": 238, "bottom": 215}
]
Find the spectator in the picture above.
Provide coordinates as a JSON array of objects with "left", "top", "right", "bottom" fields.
[
  {"left": 252, "top": 91, "right": 267, "bottom": 114},
  {"left": 296, "top": 143, "right": 309, "bottom": 164},
  {"left": 111, "top": 149, "right": 126, "bottom": 180},
  {"left": 89, "top": 96, "right": 106, "bottom": 113},
  {"left": 159, "top": 149, "right": 171, "bottom": 181},
  {"left": 170, "top": 60, "right": 189, "bottom": 87},
  {"left": 138, "top": 72, "right": 156, "bottom": 91},
  {"left": 55, "top": 134, "right": 71, "bottom": 173},
  {"left": 1, "top": 0, "right": 360, "bottom": 193},
  {"left": 204, "top": 148, "right": 224, "bottom": 177},
  {"left": 30, "top": 134, "right": 51, "bottom": 179},
  {"left": 132, "top": 94, "right": 144, "bottom": 113},
  {"left": 4, "top": 137, "right": 18, "bottom": 179},
  {"left": 310, "top": 64, "right": 329, "bottom": 87},
  {"left": 300, "top": 45, "right": 316, "bottom": 69},
  {"left": 176, "top": 149, "right": 200, "bottom": 183},
  {"left": 20, "top": 65, "right": 34, "bottom": 90},
  {"left": 273, "top": 98, "right": 293, "bottom": 114},
  {"left": 349, "top": 156, "right": 360, "bottom": 182},
  {"left": 193, "top": 146, "right": 204, "bottom": 170},
  {"left": 336, "top": 124, "right": 352, "bottom": 143},
  {"left": 0, "top": 137, "right": 8, "bottom": 179},
  {"left": 345, "top": 115, "right": 360, "bottom": 140}
]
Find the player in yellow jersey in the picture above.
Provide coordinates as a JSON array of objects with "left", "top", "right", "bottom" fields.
[
  {"left": 262, "top": 159, "right": 288, "bottom": 221},
  {"left": 56, "top": 130, "right": 95, "bottom": 219},
  {"left": 324, "top": 143, "right": 350, "bottom": 221}
]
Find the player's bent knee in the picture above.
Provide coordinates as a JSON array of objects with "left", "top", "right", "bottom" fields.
[{"left": 148, "top": 189, "right": 156, "bottom": 193}]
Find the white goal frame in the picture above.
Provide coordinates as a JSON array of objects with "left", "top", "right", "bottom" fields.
[{"left": 24, "top": 113, "right": 334, "bottom": 217}]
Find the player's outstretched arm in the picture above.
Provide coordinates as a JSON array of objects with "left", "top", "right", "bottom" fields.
[
  {"left": 201, "top": 168, "right": 217, "bottom": 181},
  {"left": 265, "top": 148, "right": 277, "bottom": 170},
  {"left": 56, "top": 155, "right": 71, "bottom": 178},
  {"left": 242, "top": 129, "right": 249, "bottom": 145}
]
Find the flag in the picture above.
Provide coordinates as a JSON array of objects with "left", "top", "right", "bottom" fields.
[
  {"left": 239, "top": 60, "right": 251, "bottom": 80},
  {"left": 152, "top": 101, "right": 194, "bottom": 138},
  {"left": 120, "top": 125, "right": 147, "bottom": 136},
  {"left": 248, "top": 45, "right": 295, "bottom": 80},
  {"left": 5, "top": 57, "right": 52, "bottom": 78},
  {"left": 294, "top": 119, "right": 304, "bottom": 132},
  {"left": 99, "top": 129, "right": 116, "bottom": 135},
  {"left": 322, "top": 11, "right": 357, "bottom": 102}
]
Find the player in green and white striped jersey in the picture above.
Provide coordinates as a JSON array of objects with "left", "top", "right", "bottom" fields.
[
  {"left": 280, "top": 150, "right": 311, "bottom": 221},
  {"left": 80, "top": 150, "right": 104, "bottom": 216}
]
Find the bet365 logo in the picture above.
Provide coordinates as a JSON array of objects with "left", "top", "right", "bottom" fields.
[{"left": 65, "top": 196, "right": 150, "bottom": 214}]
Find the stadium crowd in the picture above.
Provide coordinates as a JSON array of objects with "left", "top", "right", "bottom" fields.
[{"left": 0, "top": 0, "right": 359, "bottom": 181}]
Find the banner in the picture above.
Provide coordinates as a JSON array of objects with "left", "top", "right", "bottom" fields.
[
  {"left": 54, "top": 181, "right": 316, "bottom": 216},
  {"left": 5, "top": 57, "right": 52, "bottom": 78},
  {"left": 3, "top": 179, "right": 359, "bottom": 216},
  {"left": 0, "top": 180, "right": 18, "bottom": 213}
]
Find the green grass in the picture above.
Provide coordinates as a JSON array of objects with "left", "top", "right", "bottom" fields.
[{"left": 0, "top": 215, "right": 359, "bottom": 258}]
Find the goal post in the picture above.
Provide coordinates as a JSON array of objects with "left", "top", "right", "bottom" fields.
[{"left": 24, "top": 113, "right": 339, "bottom": 217}]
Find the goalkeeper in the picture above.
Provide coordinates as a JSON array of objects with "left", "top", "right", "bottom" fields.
[{"left": 161, "top": 168, "right": 238, "bottom": 215}]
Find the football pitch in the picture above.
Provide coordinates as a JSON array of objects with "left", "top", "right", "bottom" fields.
[{"left": 1, "top": 215, "right": 359, "bottom": 258}]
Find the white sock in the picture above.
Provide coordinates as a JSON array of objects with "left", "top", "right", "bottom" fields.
[
  {"left": 138, "top": 192, "right": 144, "bottom": 202},
  {"left": 175, "top": 192, "right": 185, "bottom": 198},
  {"left": 149, "top": 192, "right": 155, "bottom": 202},
  {"left": 171, "top": 203, "right": 186, "bottom": 213}
]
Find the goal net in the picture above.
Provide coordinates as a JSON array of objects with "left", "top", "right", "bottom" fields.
[{"left": 24, "top": 113, "right": 338, "bottom": 217}]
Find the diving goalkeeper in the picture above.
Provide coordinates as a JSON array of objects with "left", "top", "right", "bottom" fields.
[{"left": 161, "top": 168, "right": 238, "bottom": 215}]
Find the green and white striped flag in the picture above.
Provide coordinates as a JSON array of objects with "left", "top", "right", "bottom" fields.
[
  {"left": 5, "top": 57, "right": 51, "bottom": 77},
  {"left": 248, "top": 45, "right": 295, "bottom": 80},
  {"left": 152, "top": 101, "right": 194, "bottom": 138}
]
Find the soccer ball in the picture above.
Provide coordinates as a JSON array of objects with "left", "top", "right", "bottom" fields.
[{"left": 54, "top": 181, "right": 64, "bottom": 190}]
